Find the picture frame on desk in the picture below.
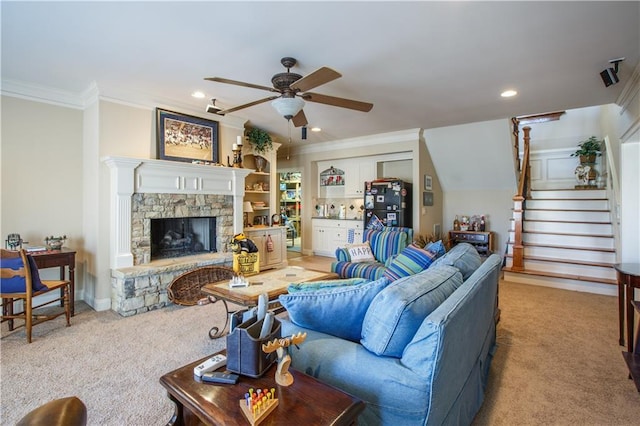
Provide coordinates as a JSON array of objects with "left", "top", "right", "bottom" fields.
[{"left": 156, "top": 108, "right": 219, "bottom": 164}]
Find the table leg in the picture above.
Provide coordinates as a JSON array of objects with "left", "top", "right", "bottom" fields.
[
  {"left": 206, "top": 296, "right": 230, "bottom": 339},
  {"left": 165, "top": 393, "right": 184, "bottom": 426},
  {"left": 627, "top": 285, "right": 635, "bottom": 353},
  {"left": 619, "top": 279, "right": 626, "bottom": 346},
  {"left": 68, "top": 262, "right": 75, "bottom": 316}
]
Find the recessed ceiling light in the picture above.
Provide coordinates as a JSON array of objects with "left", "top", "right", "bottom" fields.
[
  {"left": 191, "top": 91, "right": 206, "bottom": 98},
  {"left": 501, "top": 90, "right": 518, "bottom": 98},
  {"left": 311, "top": 127, "right": 321, "bottom": 132}
]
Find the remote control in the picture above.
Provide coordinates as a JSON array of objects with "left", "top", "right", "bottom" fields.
[
  {"left": 193, "top": 354, "right": 227, "bottom": 377},
  {"left": 201, "top": 371, "right": 239, "bottom": 384}
]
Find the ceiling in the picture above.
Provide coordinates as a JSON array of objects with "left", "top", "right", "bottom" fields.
[{"left": 2, "top": 1, "right": 639, "bottom": 147}]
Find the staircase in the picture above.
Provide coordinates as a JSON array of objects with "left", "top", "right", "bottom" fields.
[{"left": 503, "top": 187, "right": 617, "bottom": 295}]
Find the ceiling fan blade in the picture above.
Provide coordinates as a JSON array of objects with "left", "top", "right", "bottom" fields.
[
  {"left": 290, "top": 67, "right": 341, "bottom": 92},
  {"left": 292, "top": 109, "right": 308, "bottom": 127},
  {"left": 205, "top": 77, "right": 277, "bottom": 93},
  {"left": 216, "top": 96, "right": 280, "bottom": 115},
  {"left": 302, "top": 92, "right": 373, "bottom": 112}
]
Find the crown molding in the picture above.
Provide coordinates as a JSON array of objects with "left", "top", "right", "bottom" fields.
[
  {"left": 1, "top": 79, "right": 85, "bottom": 109},
  {"left": 1, "top": 79, "right": 248, "bottom": 129},
  {"left": 291, "top": 128, "right": 421, "bottom": 155}
]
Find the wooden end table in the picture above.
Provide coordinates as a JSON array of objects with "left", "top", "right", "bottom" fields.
[
  {"left": 160, "top": 350, "right": 365, "bottom": 425},
  {"left": 31, "top": 249, "right": 77, "bottom": 316},
  {"left": 615, "top": 263, "right": 640, "bottom": 352}
]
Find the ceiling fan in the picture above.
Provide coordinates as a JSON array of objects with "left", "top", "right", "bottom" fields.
[{"left": 204, "top": 57, "right": 373, "bottom": 127}]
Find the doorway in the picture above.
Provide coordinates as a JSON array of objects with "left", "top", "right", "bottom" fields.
[{"left": 279, "top": 171, "right": 302, "bottom": 254}]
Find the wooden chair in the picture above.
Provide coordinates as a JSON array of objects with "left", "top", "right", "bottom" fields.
[{"left": 1, "top": 249, "right": 71, "bottom": 343}]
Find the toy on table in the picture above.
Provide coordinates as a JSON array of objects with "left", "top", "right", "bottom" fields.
[
  {"left": 239, "top": 387, "right": 278, "bottom": 425},
  {"left": 261, "top": 332, "right": 307, "bottom": 386}
]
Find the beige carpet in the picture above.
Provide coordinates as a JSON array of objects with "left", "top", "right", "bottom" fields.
[
  {"left": 474, "top": 280, "right": 640, "bottom": 425},
  {"left": 2, "top": 277, "right": 640, "bottom": 425}
]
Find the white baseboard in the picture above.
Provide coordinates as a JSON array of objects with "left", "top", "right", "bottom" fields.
[{"left": 503, "top": 271, "right": 617, "bottom": 296}]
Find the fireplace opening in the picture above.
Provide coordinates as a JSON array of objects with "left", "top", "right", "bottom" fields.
[{"left": 150, "top": 217, "right": 216, "bottom": 260}]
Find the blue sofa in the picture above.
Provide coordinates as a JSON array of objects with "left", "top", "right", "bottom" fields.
[{"left": 280, "top": 243, "right": 500, "bottom": 425}]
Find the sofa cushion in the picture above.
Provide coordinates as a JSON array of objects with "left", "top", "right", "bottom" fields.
[
  {"left": 331, "top": 261, "right": 387, "bottom": 281},
  {"left": 279, "top": 276, "right": 391, "bottom": 342},
  {"left": 432, "top": 242, "right": 482, "bottom": 280},
  {"left": 361, "top": 264, "right": 463, "bottom": 357},
  {"left": 345, "top": 242, "right": 375, "bottom": 263},
  {"left": 366, "top": 230, "right": 408, "bottom": 264},
  {"left": 383, "top": 244, "right": 439, "bottom": 282}
]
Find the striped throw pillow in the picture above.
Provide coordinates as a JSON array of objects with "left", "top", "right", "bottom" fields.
[{"left": 383, "top": 244, "right": 438, "bottom": 281}]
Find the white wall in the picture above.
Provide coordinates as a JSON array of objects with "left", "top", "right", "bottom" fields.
[
  {"left": 1, "top": 96, "right": 84, "bottom": 284},
  {"left": 619, "top": 140, "right": 640, "bottom": 263}
]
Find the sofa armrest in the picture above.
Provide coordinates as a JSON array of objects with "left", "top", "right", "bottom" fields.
[{"left": 335, "top": 247, "right": 350, "bottom": 262}]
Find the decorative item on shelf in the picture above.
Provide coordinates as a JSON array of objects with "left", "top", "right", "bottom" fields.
[
  {"left": 45, "top": 235, "right": 66, "bottom": 250},
  {"left": 5, "top": 233, "right": 23, "bottom": 250},
  {"left": 453, "top": 215, "right": 460, "bottom": 231},
  {"left": 246, "top": 128, "right": 273, "bottom": 156},
  {"left": 271, "top": 214, "right": 281, "bottom": 226},
  {"left": 254, "top": 155, "right": 267, "bottom": 173},
  {"left": 261, "top": 332, "right": 307, "bottom": 386},
  {"left": 243, "top": 202, "right": 254, "bottom": 228},
  {"left": 459, "top": 216, "right": 469, "bottom": 231},
  {"left": 232, "top": 139, "right": 243, "bottom": 168},
  {"left": 571, "top": 136, "right": 602, "bottom": 188}
]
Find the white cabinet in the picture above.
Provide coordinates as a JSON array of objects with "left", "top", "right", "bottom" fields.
[
  {"left": 345, "top": 159, "right": 377, "bottom": 197},
  {"left": 244, "top": 227, "right": 287, "bottom": 270},
  {"left": 311, "top": 219, "right": 364, "bottom": 257}
]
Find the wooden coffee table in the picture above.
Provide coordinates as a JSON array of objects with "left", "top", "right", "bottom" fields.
[
  {"left": 160, "top": 350, "right": 365, "bottom": 425},
  {"left": 201, "top": 266, "right": 336, "bottom": 338}
]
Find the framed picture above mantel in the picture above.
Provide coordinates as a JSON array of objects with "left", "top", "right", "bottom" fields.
[{"left": 156, "top": 108, "right": 219, "bottom": 164}]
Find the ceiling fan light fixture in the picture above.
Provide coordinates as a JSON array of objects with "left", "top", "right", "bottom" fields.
[{"left": 271, "top": 97, "right": 305, "bottom": 119}]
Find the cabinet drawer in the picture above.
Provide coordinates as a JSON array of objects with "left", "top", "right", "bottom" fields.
[{"left": 451, "top": 232, "right": 489, "bottom": 243}]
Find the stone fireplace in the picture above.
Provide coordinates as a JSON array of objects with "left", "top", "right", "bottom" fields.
[{"left": 103, "top": 157, "right": 252, "bottom": 316}]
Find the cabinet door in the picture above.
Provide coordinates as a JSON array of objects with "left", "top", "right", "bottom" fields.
[
  {"left": 345, "top": 159, "right": 377, "bottom": 197},
  {"left": 265, "top": 229, "right": 284, "bottom": 266},
  {"left": 312, "top": 221, "right": 331, "bottom": 256},
  {"left": 246, "top": 231, "right": 267, "bottom": 268}
]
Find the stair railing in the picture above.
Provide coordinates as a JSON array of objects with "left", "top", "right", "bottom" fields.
[
  {"left": 603, "top": 135, "right": 622, "bottom": 261},
  {"left": 511, "top": 126, "right": 531, "bottom": 270}
]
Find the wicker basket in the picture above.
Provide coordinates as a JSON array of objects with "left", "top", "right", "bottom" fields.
[{"left": 167, "top": 266, "right": 235, "bottom": 306}]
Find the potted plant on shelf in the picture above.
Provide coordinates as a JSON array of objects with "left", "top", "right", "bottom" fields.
[{"left": 246, "top": 128, "right": 273, "bottom": 172}]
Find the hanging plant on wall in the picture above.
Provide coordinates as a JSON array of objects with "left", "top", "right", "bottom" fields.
[{"left": 246, "top": 127, "right": 273, "bottom": 156}]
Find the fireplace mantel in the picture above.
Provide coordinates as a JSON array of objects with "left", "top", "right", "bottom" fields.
[{"left": 103, "top": 156, "right": 252, "bottom": 269}]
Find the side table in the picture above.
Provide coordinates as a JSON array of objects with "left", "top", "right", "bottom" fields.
[
  {"left": 31, "top": 249, "right": 76, "bottom": 316},
  {"left": 615, "top": 263, "right": 640, "bottom": 352}
]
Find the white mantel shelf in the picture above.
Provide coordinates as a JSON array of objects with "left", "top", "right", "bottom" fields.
[{"left": 103, "top": 156, "right": 253, "bottom": 269}]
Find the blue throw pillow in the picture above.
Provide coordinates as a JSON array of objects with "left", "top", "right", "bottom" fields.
[
  {"left": 361, "top": 265, "right": 463, "bottom": 357},
  {"left": 27, "top": 254, "right": 48, "bottom": 291},
  {"left": 425, "top": 240, "right": 446, "bottom": 257},
  {"left": 0, "top": 253, "right": 47, "bottom": 293},
  {"left": 383, "top": 244, "right": 438, "bottom": 282},
  {"left": 279, "top": 276, "right": 391, "bottom": 342}
]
